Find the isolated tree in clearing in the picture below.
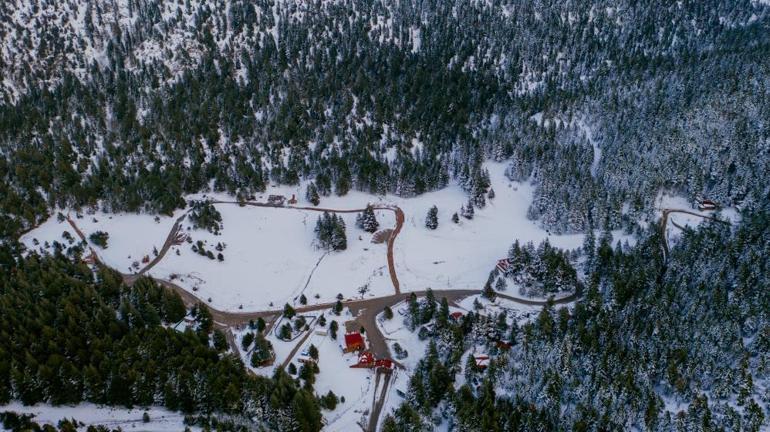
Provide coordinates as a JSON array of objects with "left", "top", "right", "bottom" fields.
[
  {"left": 315, "top": 212, "right": 347, "bottom": 251},
  {"left": 425, "top": 205, "right": 439, "bottom": 229},
  {"left": 89, "top": 231, "right": 109, "bottom": 248},
  {"left": 461, "top": 200, "right": 475, "bottom": 219},
  {"left": 361, "top": 204, "right": 380, "bottom": 233}
]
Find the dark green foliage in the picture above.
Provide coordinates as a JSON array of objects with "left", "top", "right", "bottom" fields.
[
  {"left": 279, "top": 323, "right": 292, "bottom": 340},
  {"left": 188, "top": 201, "right": 223, "bottom": 234},
  {"left": 314, "top": 213, "right": 347, "bottom": 251},
  {"left": 329, "top": 321, "right": 338, "bottom": 339},
  {"left": 319, "top": 390, "right": 338, "bottom": 410},
  {"left": 503, "top": 239, "right": 580, "bottom": 297},
  {"left": 425, "top": 205, "right": 438, "bottom": 230},
  {"left": 283, "top": 303, "right": 296, "bottom": 319},
  {"left": 250, "top": 334, "right": 274, "bottom": 367},
  {"left": 89, "top": 231, "right": 109, "bottom": 249},
  {"left": 241, "top": 332, "right": 255, "bottom": 351},
  {"left": 212, "top": 330, "right": 228, "bottom": 352},
  {"left": 308, "top": 344, "right": 319, "bottom": 361},
  {"left": 0, "top": 254, "right": 320, "bottom": 430},
  {"left": 357, "top": 205, "right": 379, "bottom": 233},
  {"left": 305, "top": 183, "right": 320, "bottom": 206}
]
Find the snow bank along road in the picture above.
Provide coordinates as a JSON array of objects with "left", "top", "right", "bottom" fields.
[{"left": 67, "top": 202, "right": 572, "bottom": 360}]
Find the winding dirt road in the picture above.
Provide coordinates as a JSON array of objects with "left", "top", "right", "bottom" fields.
[
  {"left": 659, "top": 208, "right": 730, "bottom": 261},
  {"left": 65, "top": 202, "right": 580, "bottom": 432}
]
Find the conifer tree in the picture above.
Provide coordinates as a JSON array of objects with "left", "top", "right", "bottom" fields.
[
  {"left": 360, "top": 205, "right": 379, "bottom": 233},
  {"left": 425, "top": 205, "right": 438, "bottom": 230},
  {"left": 306, "top": 183, "right": 320, "bottom": 206}
]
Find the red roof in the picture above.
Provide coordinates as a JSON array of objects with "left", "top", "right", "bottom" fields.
[
  {"left": 344, "top": 332, "right": 364, "bottom": 347},
  {"left": 450, "top": 311, "right": 464, "bottom": 320}
]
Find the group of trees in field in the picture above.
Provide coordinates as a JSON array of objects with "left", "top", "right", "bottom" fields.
[
  {"left": 314, "top": 212, "right": 347, "bottom": 251},
  {"left": 499, "top": 239, "right": 581, "bottom": 297},
  {"left": 355, "top": 205, "right": 380, "bottom": 233},
  {"left": 188, "top": 200, "right": 223, "bottom": 234}
]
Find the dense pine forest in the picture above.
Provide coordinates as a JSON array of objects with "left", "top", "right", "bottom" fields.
[
  {"left": 0, "top": 252, "right": 322, "bottom": 431},
  {"left": 383, "top": 207, "right": 770, "bottom": 431},
  {"left": 0, "top": 0, "right": 769, "bottom": 238}
]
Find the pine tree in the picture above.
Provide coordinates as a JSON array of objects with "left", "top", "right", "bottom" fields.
[
  {"left": 329, "top": 320, "right": 338, "bottom": 339},
  {"left": 241, "top": 332, "right": 255, "bottom": 351},
  {"left": 331, "top": 216, "right": 347, "bottom": 251},
  {"left": 482, "top": 281, "right": 496, "bottom": 300},
  {"left": 305, "top": 183, "right": 320, "bottom": 206},
  {"left": 461, "top": 200, "right": 474, "bottom": 219},
  {"left": 495, "top": 277, "right": 507, "bottom": 291},
  {"left": 425, "top": 205, "right": 438, "bottom": 230},
  {"left": 360, "top": 205, "right": 379, "bottom": 233}
]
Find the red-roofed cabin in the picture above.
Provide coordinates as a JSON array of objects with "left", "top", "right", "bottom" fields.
[
  {"left": 450, "top": 311, "right": 464, "bottom": 321},
  {"left": 698, "top": 199, "right": 718, "bottom": 211},
  {"left": 344, "top": 332, "right": 365, "bottom": 353},
  {"left": 496, "top": 259, "right": 511, "bottom": 273},
  {"left": 474, "top": 354, "right": 490, "bottom": 370},
  {"left": 350, "top": 351, "right": 375, "bottom": 368}
]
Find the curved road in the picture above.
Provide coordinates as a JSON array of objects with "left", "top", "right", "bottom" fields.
[
  {"left": 67, "top": 203, "right": 578, "bottom": 432},
  {"left": 659, "top": 208, "right": 730, "bottom": 261}
]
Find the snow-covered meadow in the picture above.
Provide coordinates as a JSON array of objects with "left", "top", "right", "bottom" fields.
[
  {"left": 21, "top": 162, "right": 633, "bottom": 312},
  {"left": 0, "top": 402, "right": 199, "bottom": 432}
]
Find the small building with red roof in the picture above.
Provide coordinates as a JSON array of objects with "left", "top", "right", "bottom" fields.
[{"left": 343, "top": 332, "right": 365, "bottom": 353}]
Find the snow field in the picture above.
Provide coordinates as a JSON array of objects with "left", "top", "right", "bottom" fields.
[
  {"left": 0, "top": 402, "right": 199, "bottom": 432},
  {"left": 21, "top": 161, "right": 634, "bottom": 313},
  {"left": 148, "top": 203, "right": 393, "bottom": 311}
]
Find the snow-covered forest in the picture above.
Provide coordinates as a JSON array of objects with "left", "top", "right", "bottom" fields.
[
  {"left": 0, "top": 0, "right": 768, "bottom": 238},
  {"left": 1, "top": 0, "right": 769, "bottom": 430}
]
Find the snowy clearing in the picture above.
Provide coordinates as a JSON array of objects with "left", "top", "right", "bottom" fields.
[
  {"left": 0, "top": 402, "right": 198, "bottom": 431},
  {"left": 21, "top": 162, "right": 630, "bottom": 312}
]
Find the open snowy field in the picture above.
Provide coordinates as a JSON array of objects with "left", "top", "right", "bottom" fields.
[
  {"left": 147, "top": 204, "right": 394, "bottom": 310},
  {"left": 20, "top": 161, "right": 634, "bottom": 312},
  {"left": 0, "top": 402, "right": 199, "bottom": 431},
  {"left": 19, "top": 209, "right": 184, "bottom": 274}
]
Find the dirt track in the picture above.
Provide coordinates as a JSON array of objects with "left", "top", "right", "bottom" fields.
[
  {"left": 66, "top": 206, "right": 580, "bottom": 432},
  {"left": 659, "top": 208, "right": 730, "bottom": 261}
]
